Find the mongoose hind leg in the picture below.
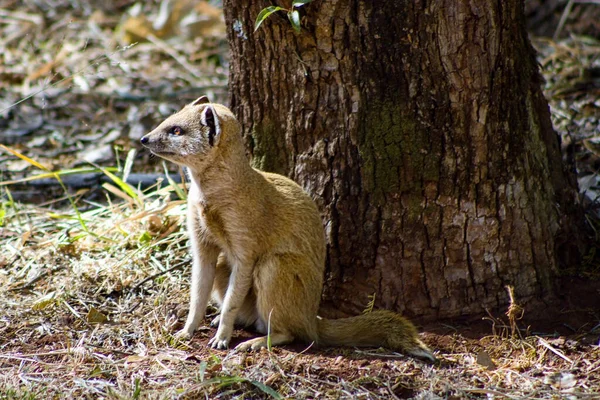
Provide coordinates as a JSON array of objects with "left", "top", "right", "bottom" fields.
[
  {"left": 234, "top": 332, "right": 294, "bottom": 352},
  {"left": 252, "top": 254, "right": 321, "bottom": 346}
]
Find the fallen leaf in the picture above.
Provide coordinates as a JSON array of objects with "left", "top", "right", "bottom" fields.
[
  {"left": 125, "top": 355, "right": 146, "bottom": 363},
  {"left": 544, "top": 371, "right": 577, "bottom": 390},
  {"left": 87, "top": 307, "right": 108, "bottom": 324},
  {"left": 32, "top": 292, "right": 57, "bottom": 311},
  {"left": 476, "top": 350, "right": 497, "bottom": 370}
]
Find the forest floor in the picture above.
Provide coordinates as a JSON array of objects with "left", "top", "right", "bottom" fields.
[{"left": 1, "top": 1, "right": 600, "bottom": 398}]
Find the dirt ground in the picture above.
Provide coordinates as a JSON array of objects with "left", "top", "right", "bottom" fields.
[{"left": 1, "top": 1, "right": 600, "bottom": 398}]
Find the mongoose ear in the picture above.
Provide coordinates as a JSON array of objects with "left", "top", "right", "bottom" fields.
[
  {"left": 191, "top": 95, "right": 210, "bottom": 106},
  {"left": 200, "top": 105, "right": 221, "bottom": 146}
]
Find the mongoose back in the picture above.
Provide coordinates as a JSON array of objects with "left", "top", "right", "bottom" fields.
[{"left": 140, "top": 97, "right": 435, "bottom": 362}]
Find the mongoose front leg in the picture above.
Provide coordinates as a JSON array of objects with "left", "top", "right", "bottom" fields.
[
  {"left": 176, "top": 206, "right": 220, "bottom": 339},
  {"left": 207, "top": 261, "right": 253, "bottom": 349},
  {"left": 177, "top": 247, "right": 218, "bottom": 338}
]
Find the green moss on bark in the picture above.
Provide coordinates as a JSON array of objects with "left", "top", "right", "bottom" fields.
[
  {"left": 359, "top": 100, "right": 439, "bottom": 205},
  {"left": 250, "top": 121, "right": 287, "bottom": 173}
]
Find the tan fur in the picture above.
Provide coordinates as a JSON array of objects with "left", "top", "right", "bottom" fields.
[{"left": 140, "top": 98, "right": 436, "bottom": 362}]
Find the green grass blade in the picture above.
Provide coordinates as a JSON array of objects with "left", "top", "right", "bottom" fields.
[
  {"left": 0, "top": 167, "right": 119, "bottom": 186},
  {"left": 52, "top": 172, "right": 90, "bottom": 233},
  {"left": 255, "top": 6, "right": 285, "bottom": 32},
  {"left": 0, "top": 144, "right": 49, "bottom": 171},
  {"left": 163, "top": 162, "right": 186, "bottom": 200},
  {"left": 96, "top": 165, "right": 139, "bottom": 200},
  {"left": 249, "top": 380, "right": 282, "bottom": 399},
  {"left": 292, "top": 0, "right": 313, "bottom": 7},
  {"left": 267, "top": 308, "right": 273, "bottom": 351},
  {"left": 0, "top": 144, "right": 90, "bottom": 233},
  {"left": 123, "top": 149, "right": 137, "bottom": 183},
  {"left": 288, "top": 9, "right": 301, "bottom": 33}
]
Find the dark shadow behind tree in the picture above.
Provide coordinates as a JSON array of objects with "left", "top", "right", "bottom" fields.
[{"left": 222, "top": 0, "right": 583, "bottom": 320}]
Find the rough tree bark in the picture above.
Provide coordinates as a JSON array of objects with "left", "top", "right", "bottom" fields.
[{"left": 222, "top": 0, "right": 581, "bottom": 320}]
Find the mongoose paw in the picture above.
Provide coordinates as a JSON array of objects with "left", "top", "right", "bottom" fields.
[
  {"left": 210, "top": 315, "right": 221, "bottom": 328},
  {"left": 233, "top": 337, "right": 267, "bottom": 352},
  {"left": 208, "top": 334, "right": 230, "bottom": 349},
  {"left": 175, "top": 328, "right": 193, "bottom": 340},
  {"left": 233, "top": 341, "right": 252, "bottom": 352}
]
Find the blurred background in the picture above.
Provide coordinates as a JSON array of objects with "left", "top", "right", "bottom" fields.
[{"left": 2, "top": 0, "right": 600, "bottom": 205}]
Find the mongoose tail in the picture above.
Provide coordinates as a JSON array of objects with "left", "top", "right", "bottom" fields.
[{"left": 316, "top": 310, "right": 437, "bottom": 363}]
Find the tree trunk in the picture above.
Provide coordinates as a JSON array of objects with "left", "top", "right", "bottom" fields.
[{"left": 222, "top": 0, "right": 581, "bottom": 319}]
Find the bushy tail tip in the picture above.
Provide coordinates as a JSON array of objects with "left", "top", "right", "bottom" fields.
[{"left": 407, "top": 340, "right": 437, "bottom": 364}]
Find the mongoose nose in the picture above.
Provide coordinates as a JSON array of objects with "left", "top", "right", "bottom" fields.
[{"left": 141, "top": 136, "right": 149, "bottom": 145}]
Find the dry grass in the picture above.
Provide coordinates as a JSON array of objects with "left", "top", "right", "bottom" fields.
[{"left": 1, "top": 172, "right": 599, "bottom": 398}]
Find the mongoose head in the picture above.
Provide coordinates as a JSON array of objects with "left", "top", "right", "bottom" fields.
[{"left": 140, "top": 96, "right": 240, "bottom": 169}]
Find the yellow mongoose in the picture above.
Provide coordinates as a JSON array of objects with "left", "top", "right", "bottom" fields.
[{"left": 140, "top": 97, "right": 436, "bottom": 362}]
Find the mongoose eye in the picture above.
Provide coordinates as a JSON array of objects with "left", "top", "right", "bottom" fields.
[{"left": 169, "top": 126, "right": 184, "bottom": 136}]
